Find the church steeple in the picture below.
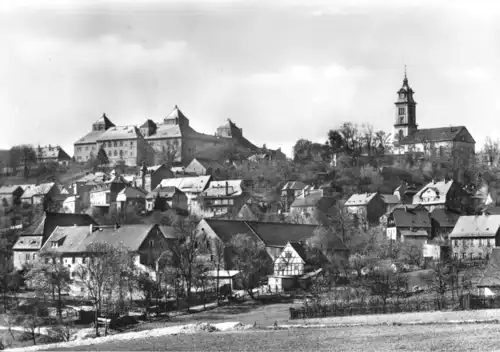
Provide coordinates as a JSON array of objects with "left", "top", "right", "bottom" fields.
[{"left": 394, "top": 67, "right": 417, "bottom": 141}]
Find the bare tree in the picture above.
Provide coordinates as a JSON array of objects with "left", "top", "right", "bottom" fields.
[
  {"left": 167, "top": 215, "right": 209, "bottom": 305},
  {"left": 157, "top": 141, "right": 179, "bottom": 167},
  {"left": 75, "top": 243, "right": 128, "bottom": 337},
  {"left": 227, "top": 233, "right": 273, "bottom": 299},
  {"left": 25, "top": 254, "right": 71, "bottom": 318}
]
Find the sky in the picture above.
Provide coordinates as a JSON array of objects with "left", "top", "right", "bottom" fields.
[{"left": 1, "top": 0, "right": 500, "bottom": 158}]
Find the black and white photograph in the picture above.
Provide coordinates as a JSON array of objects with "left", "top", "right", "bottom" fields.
[{"left": 0, "top": 0, "right": 499, "bottom": 351}]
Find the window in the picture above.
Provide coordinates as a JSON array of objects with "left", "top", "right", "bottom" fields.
[
  {"left": 114, "top": 141, "right": 117, "bottom": 147},
  {"left": 32, "top": 253, "right": 36, "bottom": 261},
  {"left": 51, "top": 241, "right": 58, "bottom": 248},
  {"left": 71, "top": 272, "right": 76, "bottom": 278},
  {"left": 488, "top": 239, "right": 492, "bottom": 247},
  {"left": 479, "top": 239, "right": 483, "bottom": 247},
  {"left": 398, "top": 107, "right": 405, "bottom": 115},
  {"left": 114, "top": 150, "right": 117, "bottom": 156},
  {"left": 439, "top": 146, "right": 445, "bottom": 157},
  {"left": 108, "top": 141, "right": 112, "bottom": 148},
  {"left": 149, "top": 240, "right": 154, "bottom": 247},
  {"left": 25, "top": 253, "right": 30, "bottom": 260},
  {"left": 120, "top": 141, "right": 123, "bottom": 147},
  {"left": 83, "top": 257, "right": 86, "bottom": 264},
  {"left": 72, "top": 257, "right": 76, "bottom": 264},
  {"left": 454, "top": 239, "right": 458, "bottom": 247}
]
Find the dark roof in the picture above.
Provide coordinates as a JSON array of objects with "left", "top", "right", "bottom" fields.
[
  {"left": 23, "top": 212, "right": 97, "bottom": 243},
  {"left": 380, "top": 194, "right": 401, "bottom": 205},
  {"left": 41, "top": 224, "right": 156, "bottom": 253},
  {"left": 477, "top": 248, "right": 500, "bottom": 287},
  {"left": 430, "top": 208, "right": 461, "bottom": 228},
  {"left": 0, "top": 185, "right": 23, "bottom": 194},
  {"left": 140, "top": 119, "right": 157, "bottom": 128},
  {"left": 482, "top": 206, "right": 500, "bottom": 215},
  {"left": 391, "top": 207, "right": 431, "bottom": 228},
  {"left": 202, "top": 219, "right": 347, "bottom": 250},
  {"left": 399, "top": 126, "right": 471, "bottom": 144}
]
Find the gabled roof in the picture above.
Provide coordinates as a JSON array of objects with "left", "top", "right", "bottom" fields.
[
  {"left": 165, "top": 105, "right": 188, "bottom": 121},
  {"left": 282, "top": 181, "right": 307, "bottom": 191},
  {"left": 160, "top": 176, "right": 211, "bottom": 193},
  {"left": 23, "top": 212, "right": 97, "bottom": 243},
  {"left": 140, "top": 119, "right": 157, "bottom": 129},
  {"left": 12, "top": 235, "right": 43, "bottom": 251},
  {"left": 74, "top": 130, "right": 106, "bottom": 145},
  {"left": 449, "top": 215, "right": 500, "bottom": 238},
  {"left": 117, "top": 187, "right": 147, "bottom": 200},
  {"left": 41, "top": 224, "right": 157, "bottom": 253},
  {"left": 287, "top": 242, "right": 327, "bottom": 265},
  {"left": 146, "top": 123, "right": 182, "bottom": 139},
  {"left": 380, "top": 194, "right": 401, "bottom": 205},
  {"left": 414, "top": 179, "right": 456, "bottom": 203},
  {"left": 390, "top": 207, "right": 431, "bottom": 228},
  {"left": 290, "top": 191, "right": 336, "bottom": 208},
  {"left": 344, "top": 192, "right": 378, "bottom": 206},
  {"left": 35, "top": 146, "right": 70, "bottom": 160},
  {"left": 20, "top": 183, "right": 56, "bottom": 199},
  {"left": 93, "top": 113, "right": 115, "bottom": 128},
  {"left": 430, "top": 208, "right": 461, "bottom": 228},
  {"left": 204, "top": 219, "right": 328, "bottom": 248},
  {"left": 97, "top": 125, "right": 141, "bottom": 141},
  {"left": 477, "top": 248, "right": 500, "bottom": 287},
  {"left": 158, "top": 225, "right": 180, "bottom": 239},
  {"left": 146, "top": 186, "right": 180, "bottom": 199},
  {"left": 399, "top": 126, "right": 474, "bottom": 144},
  {"left": 202, "top": 180, "right": 244, "bottom": 198},
  {"left": 187, "top": 158, "right": 225, "bottom": 171},
  {"left": 0, "top": 185, "right": 23, "bottom": 194}
]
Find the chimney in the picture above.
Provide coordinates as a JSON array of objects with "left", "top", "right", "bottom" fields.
[
  {"left": 225, "top": 181, "right": 229, "bottom": 196},
  {"left": 89, "top": 224, "right": 94, "bottom": 233},
  {"left": 432, "top": 179, "right": 437, "bottom": 184}
]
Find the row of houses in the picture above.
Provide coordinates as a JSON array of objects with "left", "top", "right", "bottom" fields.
[{"left": 11, "top": 211, "right": 347, "bottom": 294}]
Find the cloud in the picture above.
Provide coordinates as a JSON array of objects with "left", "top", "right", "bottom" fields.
[{"left": 9, "top": 35, "right": 188, "bottom": 71}]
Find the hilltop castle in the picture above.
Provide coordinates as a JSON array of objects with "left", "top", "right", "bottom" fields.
[{"left": 74, "top": 106, "right": 270, "bottom": 166}]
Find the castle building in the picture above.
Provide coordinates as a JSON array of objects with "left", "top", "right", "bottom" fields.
[
  {"left": 74, "top": 106, "right": 268, "bottom": 167},
  {"left": 392, "top": 70, "right": 476, "bottom": 177}
]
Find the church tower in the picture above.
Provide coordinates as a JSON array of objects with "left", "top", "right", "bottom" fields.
[{"left": 393, "top": 68, "right": 417, "bottom": 142}]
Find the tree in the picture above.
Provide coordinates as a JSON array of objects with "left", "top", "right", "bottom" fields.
[
  {"left": 97, "top": 147, "right": 109, "bottom": 168},
  {"left": 166, "top": 215, "right": 208, "bottom": 305},
  {"left": 75, "top": 243, "right": 128, "bottom": 337},
  {"left": 26, "top": 255, "right": 71, "bottom": 318},
  {"left": 397, "top": 242, "right": 423, "bottom": 267},
  {"left": 365, "top": 267, "right": 407, "bottom": 312},
  {"left": 9, "top": 145, "right": 37, "bottom": 176},
  {"left": 227, "top": 233, "right": 273, "bottom": 299},
  {"left": 157, "top": 141, "right": 179, "bottom": 167}
]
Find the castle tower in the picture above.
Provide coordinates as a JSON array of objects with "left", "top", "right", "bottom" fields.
[{"left": 393, "top": 67, "right": 417, "bottom": 142}]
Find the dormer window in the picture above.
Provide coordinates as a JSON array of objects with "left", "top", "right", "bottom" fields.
[{"left": 51, "top": 241, "right": 59, "bottom": 248}]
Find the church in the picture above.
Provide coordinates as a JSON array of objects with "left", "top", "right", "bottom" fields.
[{"left": 392, "top": 70, "right": 476, "bottom": 174}]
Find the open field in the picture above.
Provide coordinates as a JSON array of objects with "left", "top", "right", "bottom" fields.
[{"left": 44, "top": 323, "right": 500, "bottom": 352}]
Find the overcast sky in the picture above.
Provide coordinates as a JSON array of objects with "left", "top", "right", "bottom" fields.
[{"left": 1, "top": 0, "right": 499, "bottom": 157}]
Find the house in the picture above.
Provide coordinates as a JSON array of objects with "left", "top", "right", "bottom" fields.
[
  {"left": 0, "top": 185, "right": 24, "bottom": 207},
  {"left": 430, "top": 208, "right": 462, "bottom": 240},
  {"left": 159, "top": 175, "right": 212, "bottom": 206},
  {"left": 470, "top": 183, "right": 494, "bottom": 210},
  {"left": 380, "top": 194, "right": 401, "bottom": 213},
  {"left": 281, "top": 181, "right": 308, "bottom": 213},
  {"left": 185, "top": 158, "right": 226, "bottom": 179},
  {"left": 412, "top": 178, "right": 470, "bottom": 212},
  {"left": 62, "top": 196, "right": 81, "bottom": 214},
  {"left": 344, "top": 192, "right": 387, "bottom": 225},
  {"left": 200, "top": 180, "right": 248, "bottom": 219},
  {"left": 422, "top": 242, "right": 451, "bottom": 262},
  {"left": 12, "top": 212, "right": 97, "bottom": 270},
  {"left": 12, "top": 236, "right": 43, "bottom": 270},
  {"left": 145, "top": 186, "right": 188, "bottom": 213},
  {"left": 205, "top": 270, "right": 242, "bottom": 292},
  {"left": 196, "top": 219, "right": 348, "bottom": 264},
  {"left": 39, "top": 224, "right": 171, "bottom": 287},
  {"left": 449, "top": 215, "right": 500, "bottom": 261},
  {"left": 393, "top": 183, "right": 420, "bottom": 204},
  {"left": 35, "top": 145, "right": 72, "bottom": 166},
  {"left": 72, "top": 172, "right": 108, "bottom": 208},
  {"left": 289, "top": 188, "right": 338, "bottom": 225},
  {"left": 116, "top": 186, "right": 148, "bottom": 211},
  {"left": 386, "top": 205, "right": 432, "bottom": 245},
  {"left": 135, "top": 164, "right": 175, "bottom": 193},
  {"left": 269, "top": 241, "right": 327, "bottom": 293},
  {"left": 89, "top": 175, "right": 129, "bottom": 210},
  {"left": 20, "top": 183, "right": 69, "bottom": 210},
  {"left": 235, "top": 203, "right": 267, "bottom": 221},
  {"left": 476, "top": 248, "right": 500, "bottom": 296}
]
